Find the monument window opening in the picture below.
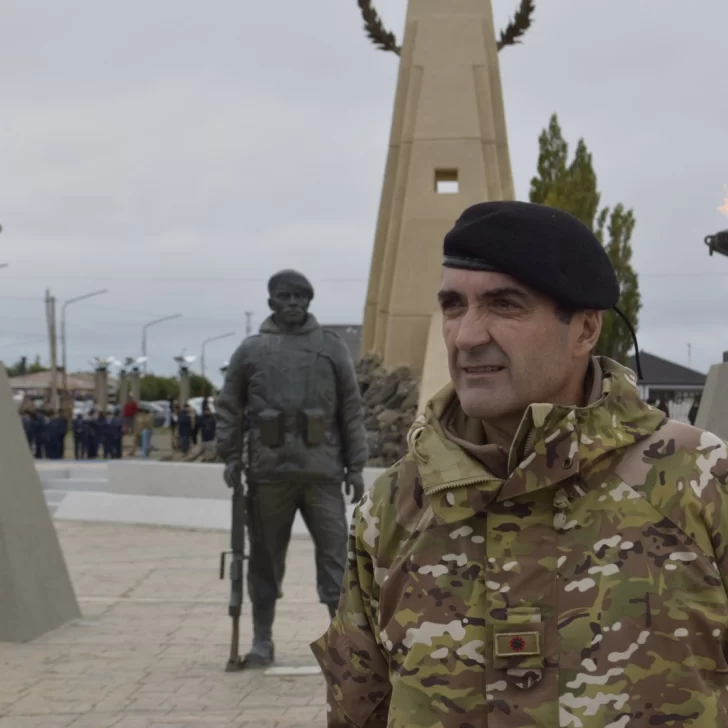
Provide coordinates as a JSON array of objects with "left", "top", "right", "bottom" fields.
[{"left": 435, "top": 169, "right": 459, "bottom": 194}]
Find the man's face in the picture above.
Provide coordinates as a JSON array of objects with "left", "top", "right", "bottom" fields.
[
  {"left": 269, "top": 284, "right": 311, "bottom": 327},
  {"left": 438, "top": 268, "right": 601, "bottom": 427}
]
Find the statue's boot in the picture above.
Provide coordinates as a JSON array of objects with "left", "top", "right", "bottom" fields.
[
  {"left": 326, "top": 602, "right": 338, "bottom": 619},
  {"left": 242, "top": 602, "right": 276, "bottom": 669}
]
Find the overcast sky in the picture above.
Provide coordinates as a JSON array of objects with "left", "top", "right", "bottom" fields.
[{"left": 1, "top": 0, "right": 727, "bottom": 385}]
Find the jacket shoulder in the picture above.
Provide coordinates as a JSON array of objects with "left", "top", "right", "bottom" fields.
[
  {"left": 362, "top": 454, "right": 429, "bottom": 553},
  {"left": 616, "top": 418, "right": 728, "bottom": 555},
  {"left": 321, "top": 328, "right": 351, "bottom": 352},
  {"left": 228, "top": 335, "right": 263, "bottom": 362}
]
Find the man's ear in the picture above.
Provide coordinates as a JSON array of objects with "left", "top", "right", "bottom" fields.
[
  {"left": 576, "top": 310, "right": 603, "bottom": 354},
  {"left": 267, "top": 297, "right": 275, "bottom": 311}
]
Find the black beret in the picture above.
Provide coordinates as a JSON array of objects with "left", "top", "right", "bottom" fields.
[
  {"left": 443, "top": 201, "right": 619, "bottom": 310},
  {"left": 267, "top": 269, "right": 314, "bottom": 300}
]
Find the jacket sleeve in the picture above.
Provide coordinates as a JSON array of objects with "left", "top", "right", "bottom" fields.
[
  {"left": 215, "top": 340, "right": 251, "bottom": 465},
  {"left": 699, "top": 436, "right": 728, "bottom": 588},
  {"left": 310, "top": 493, "right": 391, "bottom": 727},
  {"left": 328, "top": 334, "right": 368, "bottom": 473}
]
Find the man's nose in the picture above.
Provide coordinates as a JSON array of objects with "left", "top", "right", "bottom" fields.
[{"left": 454, "top": 308, "right": 492, "bottom": 351}]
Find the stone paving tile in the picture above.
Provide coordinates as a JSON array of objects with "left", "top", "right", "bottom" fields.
[{"left": 0, "top": 521, "right": 332, "bottom": 727}]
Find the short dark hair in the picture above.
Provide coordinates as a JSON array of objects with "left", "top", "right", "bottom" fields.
[
  {"left": 267, "top": 269, "right": 314, "bottom": 299},
  {"left": 555, "top": 303, "right": 577, "bottom": 325}
]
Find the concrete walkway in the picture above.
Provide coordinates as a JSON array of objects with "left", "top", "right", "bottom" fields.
[{"left": 0, "top": 521, "right": 332, "bottom": 727}]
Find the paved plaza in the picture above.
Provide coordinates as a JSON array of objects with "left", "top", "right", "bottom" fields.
[{"left": 0, "top": 521, "right": 332, "bottom": 727}]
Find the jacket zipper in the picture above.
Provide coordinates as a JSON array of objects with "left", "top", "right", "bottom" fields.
[{"left": 427, "top": 474, "right": 500, "bottom": 495}]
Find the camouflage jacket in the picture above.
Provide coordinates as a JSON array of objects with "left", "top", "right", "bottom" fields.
[{"left": 311, "top": 358, "right": 728, "bottom": 727}]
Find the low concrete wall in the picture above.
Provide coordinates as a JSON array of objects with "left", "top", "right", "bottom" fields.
[
  {"left": 53, "top": 491, "right": 359, "bottom": 534},
  {"left": 107, "top": 461, "right": 387, "bottom": 500}
]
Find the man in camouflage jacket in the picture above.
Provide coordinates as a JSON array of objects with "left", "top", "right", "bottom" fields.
[{"left": 311, "top": 202, "right": 728, "bottom": 727}]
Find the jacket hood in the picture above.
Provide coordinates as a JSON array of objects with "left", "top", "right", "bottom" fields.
[
  {"left": 407, "top": 356, "right": 666, "bottom": 524},
  {"left": 258, "top": 313, "right": 321, "bottom": 336}
]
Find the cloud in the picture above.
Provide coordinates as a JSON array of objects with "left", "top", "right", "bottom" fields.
[{"left": 0, "top": 0, "right": 726, "bottom": 384}]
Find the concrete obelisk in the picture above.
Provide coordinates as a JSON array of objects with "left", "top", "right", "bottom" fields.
[
  {"left": 696, "top": 351, "right": 728, "bottom": 440},
  {"left": 0, "top": 364, "right": 80, "bottom": 642},
  {"left": 361, "top": 0, "right": 515, "bottom": 404}
]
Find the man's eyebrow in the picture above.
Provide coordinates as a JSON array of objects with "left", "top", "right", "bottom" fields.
[
  {"left": 437, "top": 288, "right": 463, "bottom": 304},
  {"left": 480, "top": 286, "right": 531, "bottom": 302},
  {"left": 437, "top": 286, "right": 531, "bottom": 304}
]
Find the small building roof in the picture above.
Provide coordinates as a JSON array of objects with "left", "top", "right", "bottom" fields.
[
  {"left": 9, "top": 370, "right": 117, "bottom": 393},
  {"left": 627, "top": 352, "right": 705, "bottom": 387}
]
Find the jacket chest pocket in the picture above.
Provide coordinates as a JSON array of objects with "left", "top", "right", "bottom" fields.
[{"left": 490, "top": 606, "right": 546, "bottom": 690}]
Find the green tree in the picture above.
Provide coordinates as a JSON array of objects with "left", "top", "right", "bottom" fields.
[
  {"left": 139, "top": 375, "right": 178, "bottom": 401},
  {"left": 28, "top": 355, "right": 48, "bottom": 374},
  {"left": 4, "top": 355, "right": 48, "bottom": 377},
  {"left": 189, "top": 373, "right": 215, "bottom": 398},
  {"left": 139, "top": 373, "right": 216, "bottom": 401},
  {"left": 529, "top": 114, "right": 641, "bottom": 363}
]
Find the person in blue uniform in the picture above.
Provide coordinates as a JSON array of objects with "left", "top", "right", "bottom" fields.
[
  {"left": 197, "top": 405, "right": 216, "bottom": 448},
  {"left": 55, "top": 411, "right": 68, "bottom": 459},
  {"left": 73, "top": 414, "right": 86, "bottom": 459},
  {"left": 86, "top": 409, "right": 100, "bottom": 459},
  {"left": 44, "top": 411, "right": 63, "bottom": 459},
  {"left": 108, "top": 408, "right": 124, "bottom": 458},
  {"left": 22, "top": 413, "right": 33, "bottom": 450},
  {"left": 32, "top": 412, "right": 45, "bottom": 458},
  {"left": 98, "top": 411, "right": 112, "bottom": 459}
]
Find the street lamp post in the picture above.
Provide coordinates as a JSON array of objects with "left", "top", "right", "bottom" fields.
[
  {"left": 201, "top": 332, "right": 235, "bottom": 383},
  {"left": 141, "top": 315, "right": 182, "bottom": 374},
  {"left": 61, "top": 289, "right": 109, "bottom": 393}
]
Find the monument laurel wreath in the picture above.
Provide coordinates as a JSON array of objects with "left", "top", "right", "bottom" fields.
[{"left": 357, "top": 0, "right": 535, "bottom": 55}]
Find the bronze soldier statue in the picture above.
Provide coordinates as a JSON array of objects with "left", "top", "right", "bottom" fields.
[{"left": 216, "top": 269, "right": 367, "bottom": 668}]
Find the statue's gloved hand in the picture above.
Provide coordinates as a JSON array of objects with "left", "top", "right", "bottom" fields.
[
  {"left": 345, "top": 470, "right": 365, "bottom": 504},
  {"left": 224, "top": 461, "right": 242, "bottom": 489}
]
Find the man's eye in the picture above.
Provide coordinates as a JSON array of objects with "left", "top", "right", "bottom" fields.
[
  {"left": 493, "top": 299, "right": 518, "bottom": 310},
  {"left": 440, "top": 301, "right": 465, "bottom": 318}
]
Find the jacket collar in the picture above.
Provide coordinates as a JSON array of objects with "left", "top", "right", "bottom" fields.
[
  {"left": 258, "top": 313, "right": 321, "bottom": 336},
  {"left": 409, "top": 357, "right": 665, "bottom": 525}
]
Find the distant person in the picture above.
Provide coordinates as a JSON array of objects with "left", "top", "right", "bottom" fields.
[
  {"left": 177, "top": 404, "right": 192, "bottom": 454},
  {"left": 46, "top": 411, "right": 66, "bottom": 459},
  {"left": 86, "top": 409, "right": 100, "bottom": 459},
  {"left": 689, "top": 395, "right": 701, "bottom": 426},
  {"left": 656, "top": 395, "right": 670, "bottom": 417},
  {"left": 170, "top": 402, "right": 179, "bottom": 451},
  {"left": 98, "top": 411, "right": 111, "bottom": 459},
  {"left": 139, "top": 409, "right": 154, "bottom": 458},
  {"left": 122, "top": 397, "right": 138, "bottom": 435},
  {"left": 22, "top": 413, "right": 33, "bottom": 450},
  {"left": 32, "top": 412, "right": 45, "bottom": 459},
  {"left": 72, "top": 414, "right": 86, "bottom": 459},
  {"left": 190, "top": 407, "right": 198, "bottom": 447},
  {"left": 196, "top": 405, "right": 216, "bottom": 454},
  {"left": 108, "top": 408, "right": 124, "bottom": 458}
]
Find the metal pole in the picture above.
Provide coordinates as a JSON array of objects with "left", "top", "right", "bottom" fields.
[
  {"left": 244, "top": 312, "right": 253, "bottom": 338},
  {"left": 47, "top": 293, "right": 58, "bottom": 410},
  {"left": 141, "top": 314, "right": 182, "bottom": 374},
  {"left": 201, "top": 333, "right": 235, "bottom": 383},
  {"left": 61, "top": 289, "right": 108, "bottom": 394}
]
